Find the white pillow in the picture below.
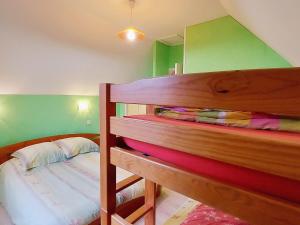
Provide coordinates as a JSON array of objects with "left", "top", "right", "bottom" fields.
[
  {"left": 11, "top": 142, "right": 66, "bottom": 170},
  {"left": 54, "top": 137, "right": 99, "bottom": 158}
]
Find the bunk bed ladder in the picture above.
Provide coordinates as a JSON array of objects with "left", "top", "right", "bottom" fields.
[{"left": 100, "top": 83, "right": 156, "bottom": 225}]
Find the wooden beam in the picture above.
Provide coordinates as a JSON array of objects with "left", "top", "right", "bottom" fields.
[
  {"left": 110, "top": 147, "right": 300, "bottom": 225},
  {"left": 125, "top": 205, "right": 152, "bottom": 224},
  {"left": 100, "top": 83, "right": 117, "bottom": 225},
  {"left": 116, "top": 175, "right": 143, "bottom": 193},
  {"left": 110, "top": 116, "right": 300, "bottom": 181},
  {"left": 112, "top": 214, "right": 132, "bottom": 225},
  {"left": 111, "top": 67, "right": 300, "bottom": 116},
  {"left": 144, "top": 180, "right": 156, "bottom": 225}
]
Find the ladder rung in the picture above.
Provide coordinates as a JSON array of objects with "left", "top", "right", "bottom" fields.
[{"left": 126, "top": 204, "right": 153, "bottom": 224}]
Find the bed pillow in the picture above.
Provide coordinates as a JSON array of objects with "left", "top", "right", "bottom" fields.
[
  {"left": 11, "top": 142, "right": 66, "bottom": 170},
  {"left": 54, "top": 137, "right": 99, "bottom": 158}
]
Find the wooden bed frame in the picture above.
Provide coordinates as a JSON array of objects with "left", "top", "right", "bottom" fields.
[
  {"left": 100, "top": 67, "right": 300, "bottom": 225},
  {"left": 0, "top": 133, "right": 145, "bottom": 225}
]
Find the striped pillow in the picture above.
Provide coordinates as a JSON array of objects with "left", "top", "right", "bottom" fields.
[
  {"left": 54, "top": 137, "right": 99, "bottom": 158},
  {"left": 11, "top": 142, "right": 66, "bottom": 170}
]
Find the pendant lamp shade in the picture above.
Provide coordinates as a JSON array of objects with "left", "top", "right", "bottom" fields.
[{"left": 118, "top": 0, "right": 145, "bottom": 42}]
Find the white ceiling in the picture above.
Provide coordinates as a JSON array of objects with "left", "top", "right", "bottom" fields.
[
  {"left": 220, "top": 0, "right": 300, "bottom": 66},
  {"left": 0, "top": 0, "right": 227, "bottom": 95},
  {"left": 0, "top": 0, "right": 227, "bottom": 54},
  {"left": 1, "top": 0, "right": 299, "bottom": 95}
]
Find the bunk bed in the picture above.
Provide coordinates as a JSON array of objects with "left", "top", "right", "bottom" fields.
[{"left": 100, "top": 67, "right": 300, "bottom": 225}]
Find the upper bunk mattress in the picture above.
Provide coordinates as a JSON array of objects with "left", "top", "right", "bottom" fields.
[
  {"left": 0, "top": 152, "right": 144, "bottom": 225},
  {"left": 123, "top": 115, "right": 300, "bottom": 204}
]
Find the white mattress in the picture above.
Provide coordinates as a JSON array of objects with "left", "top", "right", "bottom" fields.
[{"left": 0, "top": 152, "right": 144, "bottom": 225}]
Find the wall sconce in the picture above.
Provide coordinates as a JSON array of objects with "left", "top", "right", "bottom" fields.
[{"left": 78, "top": 101, "right": 89, "bottom": 112}]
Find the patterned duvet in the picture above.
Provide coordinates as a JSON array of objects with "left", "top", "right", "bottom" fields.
[
  {"left": 0, "top": 152, "right": 144, "bottom": 225},
  {"left": 156, "top": 107, "right": 300, "bottom": 133}
]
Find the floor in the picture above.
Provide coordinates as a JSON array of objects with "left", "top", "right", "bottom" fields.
[
  {"left": 0, "top": 188, "right": 189, "bottom": 225},
  {"left": 135, "top": 188, "right": 189, "bottom": 225}
]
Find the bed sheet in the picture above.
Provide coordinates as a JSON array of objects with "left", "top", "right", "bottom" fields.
[{"left": 0, "top": 152, "right": 144, "bottom": 225}]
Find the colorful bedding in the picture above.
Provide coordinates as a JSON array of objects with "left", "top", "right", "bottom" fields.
[
  {"left": 156, "top": 107, "right": 300, "bottom": 133},
  {"left": 0, "top": 152, "right": 144, "bottom": 225}
]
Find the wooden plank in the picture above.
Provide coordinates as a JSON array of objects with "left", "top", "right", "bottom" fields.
[
  {"left": 100, "top": 83, "right": 117, "bottom": 225},
  {"left": 116, "top": 175, "right": 143, "bottom": 193},
  {"left": 110, "top": 116, "right": 300, "bottom": 181},
  {"left": 111, "top": 67, "right": 300, "bottom": 116},
  {"left": 112, "top": 214, "right": 132, "bottom": 225},
  {"left": 125, "top": 205, "right": 152, "bottom": 224},
  {"left": 144, "top": 180, "right": 156, "bottom": 225},
  {"left": 116, "top": 196, "right": 144, "bottom": 218},
  {"left": 110, "top": 147, "right": 300, "bottom": 225}
]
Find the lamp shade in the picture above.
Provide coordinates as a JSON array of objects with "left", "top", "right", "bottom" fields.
[{"left": 118, "top": 27, "right": 145, "bottom": 41}]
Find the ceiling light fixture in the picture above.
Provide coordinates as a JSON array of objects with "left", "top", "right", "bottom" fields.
[{"left": 118, "top": 0, "right": 145, "bottom": 42}]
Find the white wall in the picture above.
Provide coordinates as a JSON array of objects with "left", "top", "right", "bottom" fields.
[{"left": 0, "top": 23, "right": 152, "bottom": 95}]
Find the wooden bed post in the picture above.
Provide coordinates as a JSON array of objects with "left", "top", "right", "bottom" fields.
[
  {"left": 144, "top": 180, "right": 156, "bottom": 225},
  {"left": 145, "top": 105, "right": 157, "bottom": 225},
  {"left": 100, "top": 83, "right": 117, "bottom": 225},
  {"left": 146, "top": 105, "right": 155, "bottom": 115}
]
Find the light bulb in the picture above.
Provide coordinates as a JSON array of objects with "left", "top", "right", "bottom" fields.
[{"left": 126, "top": 29, "right": 137, "bottom": 41}]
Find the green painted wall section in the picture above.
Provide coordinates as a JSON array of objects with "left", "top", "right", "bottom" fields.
[
  {"left": 153, "top": 41, "right": 170, "bottom": 76},
  {"left": 184, "top": 16, "right": 291, "bottom": 73},
  {"left": 153, "top": 41, "right": 183, "bottom": 76},
  {"left": 0, "top": 95, "right": 129, "bottom": 147},
  {"left": 169, "top": 44, "right": 184, "bottom": 69}
]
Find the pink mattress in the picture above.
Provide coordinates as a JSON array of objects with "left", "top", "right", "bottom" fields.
[{"left": 123, "top": 115, "right": 300, "bottom": 203}]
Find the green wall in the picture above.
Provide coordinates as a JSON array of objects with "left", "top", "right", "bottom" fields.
[
  {"left": 0, "top": 95, "right": 98, "bottom": 147},
  {"left": 184, "top": 16, "right": 291, "bottom": 73},
  {"left": 0, "top": 95, "right": 123, "bottom": 147},
  {"left": 153, "top": 41, "right": 183, "bottom": 76}
]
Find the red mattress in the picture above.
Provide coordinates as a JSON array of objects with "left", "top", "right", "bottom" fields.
[{"left": 123, "top": 115, "right": 300, "bottom": 203}]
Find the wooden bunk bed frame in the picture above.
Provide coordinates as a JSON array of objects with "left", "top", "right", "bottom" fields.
[
  {"left": 100, "top": 67, "right": 300, "bottom": 225},
  {"left": 0, "top": 133, "right": 145, "bottom": 225}
]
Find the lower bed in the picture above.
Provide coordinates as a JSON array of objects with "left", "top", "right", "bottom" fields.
[
  {"left": 123, "top": 115, "right": 300, "bottom": 204},
  {"left": 0, "top": 152, "right": 144, "bottom": 225}
]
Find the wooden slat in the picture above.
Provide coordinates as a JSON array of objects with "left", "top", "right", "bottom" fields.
[
  {"left": 111, "top": 67, "right": 300, "bottom": 116},
  {"left": 116, "top": 196, "right": 144, "bottom": 218},
  {"left": 112, "top": 214, "right": 132, "bottom": 225},
  {"left": 125, "top": 205, "right": 152, "bottom": 224},
  {"left": 110, "top": 147, "right": 300, "bottom": 225},
  {"left": 100, "top": 83, "right": 117, "bottom": 225},
  {"left": 111, "top": 116, "right": 300, "bottom": 181},
  {"left": 116, "top": 175, "right": 143, "bottom": 193}
]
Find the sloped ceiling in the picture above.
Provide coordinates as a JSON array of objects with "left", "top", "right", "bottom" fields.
[
  {"left": 0, "top": 0, "right": 226, "bottom": 95},
  {"left": 220, "top": 0, "right": 300, "bottom": 66},
  {"left": 1, "top": 0, "right": 298, "bottom": 96}
]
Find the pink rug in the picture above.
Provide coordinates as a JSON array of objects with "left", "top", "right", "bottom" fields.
[{"left": 181, "top": 204, "right": 250, "bottom": 225}]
